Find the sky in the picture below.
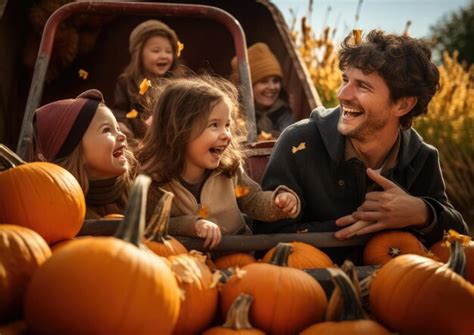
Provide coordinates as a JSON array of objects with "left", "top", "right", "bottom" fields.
[{"left": 272, "top": 0, "right": 471, "bottom": 42}]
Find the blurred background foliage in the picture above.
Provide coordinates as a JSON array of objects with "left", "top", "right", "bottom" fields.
[{"left": 290, "top": 0, "right": 474, "bottom": 232}]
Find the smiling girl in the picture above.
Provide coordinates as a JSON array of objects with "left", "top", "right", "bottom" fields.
[
  {"left": 137, "top": 76, "right": 300, "bottom": 249},
  {"left": 34, "top": 89, "right": 135, "bottom": 219},
  {"left": 112, "top": 19, "right": 185, "bottom": 142}
]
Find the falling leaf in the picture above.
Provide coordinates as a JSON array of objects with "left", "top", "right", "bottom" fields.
[
  {"left": 235, "top": 185, "right": 250, "bottom": 198},
  {"left": 292, "top": 142, "right": 306, "bottom": 154},
  {"left": 353, "top": 29, "right": 363, "bottom": 45},
  {"left": 258, "top": 130, "right": 274, "bottom": 141},
  {"left": 445, "top": 229, "right": 471, "bottom": 246},
  {"left": 197, "top": 204, "right": 209, "bottom": 219},
  {"left": 78, "top": 69, "right": 88, "bottom": 80},
  {"left": 177, "top": 40, "right": 184, "bottom": 58},
  {"left": 126, "top": 109, "right": 138, "bottom": 119},
  {"left": 234, "top": 266, "right": 247, "bottom": 279},
  {"left": 139, "top": 78, "right": 152, "bottom": 95}
]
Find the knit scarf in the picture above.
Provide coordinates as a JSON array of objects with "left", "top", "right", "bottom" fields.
[
  {"left": 86, "top": 177, "right": 125, "bottom": 206},
  {"left": 255, "top": 98, "right": 286, "bottom": 133}
]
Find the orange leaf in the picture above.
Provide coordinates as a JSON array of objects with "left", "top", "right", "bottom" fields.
[
  {"left": 197, "top": 204, "right": 209, "bottom": 219},
  {"left": 177, "top": 41, "right": 184, "bottom": 58},
  {"left": 292, "top": 142, "right": 306, "bottom": 154},
  {"left": 126, "top": 109, "right": 138, "bottom": 119},
  {"left": 139, "top": 78, "right": 151, "bottom": 95},
  {"left": 235, "top": 185, "right": 250, "bottom": 198},
  {"left": 258, "top": 130, "right": 274, "bottom": 141},
  {"left": 78, "top": 69, "right": 88, "bottom": 80},
  {"left": 353, "top": 29, "right": 363, "bottom": 45}
]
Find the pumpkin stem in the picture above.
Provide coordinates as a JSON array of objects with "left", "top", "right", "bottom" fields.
[
  {"left": 0, "top": 144, "right": 25, "bottom": 170},
  {"left": 115, "top": 174, "right": 151, "bottom": 247},
  {"left": 326, "top": 260, "right": 368, "bottom": 321},
  {"left": 223, "top": 293, "right": 255, "bottom": 329},
  {"left": 269, "top": 242, "right": 293, "bottom": 266},
  {"left": 144, "top": 188, "right": 174, "bottom": 242},
  {"left": 327, "top": 267, "right": 367, "bottom": 321},
  {"left": 446, "top": 239, "right": 466, "bottom": 277}
]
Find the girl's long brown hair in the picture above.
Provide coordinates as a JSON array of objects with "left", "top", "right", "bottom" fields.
[{"left": 137, "top": 75, "right": 245, "bottom": 184}]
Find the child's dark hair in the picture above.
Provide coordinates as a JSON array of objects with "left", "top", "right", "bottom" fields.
[
  {"left": 339, "top": 29, "right": 440, "bottom": 129},
  {"left": 137, "top": 75, "right": 244, "bottom": 184}
]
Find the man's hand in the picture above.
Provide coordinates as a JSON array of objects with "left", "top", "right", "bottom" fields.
[
  {"left": 195, "top": 219, "right": 222, "bottom": 249},
  {"left": 275, "top": 192, "right": 299, "bottom": 218},
  {"left": 335, "top": 168, "right": 430, "bottom": 239}
]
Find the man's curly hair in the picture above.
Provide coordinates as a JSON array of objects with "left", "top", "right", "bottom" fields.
[{"left": 339, "top": 30, "right": 440, "bottom": 129}]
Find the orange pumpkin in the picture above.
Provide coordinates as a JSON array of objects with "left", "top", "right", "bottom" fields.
[
  {"left": 302, "top": 268, "right": 390, "bottom": 335},
  {"left": 24, "top": 175, "right": 181, "bottom": 334},
  {"left": 363, "top": 230, "right": 427, "bottom": 265},
  {"left": 0, "top": 320, "right": 28, "bottom": 335},
  {"left": 214, "top": 252, "right": 256, "bottom": 270},
  {"left": 203, "top": 294, "right": 264, "bottom": 335},
  {"left": 370, "top": 238, "right": 474, "bottom": 334},
  {"left": 263, "top": 241, "right": 333, "bottom": 269},
  {"left": 431, "top": 230, "right": 473, "bottom": 283},
  {"left": 144, "top": 189, "right": 187, "bottom": 257},
  {"left": 169, "top": 252, "right": 218, "bottom": 335},
  {"left": 220, "top": 243, "right": 328, "bottom": 334},
  {"left": 0, "top": 225, "right": 51, "bottom": 323},
  {"left": 0, "top": 144, "right": 85, "bottom": 244}
]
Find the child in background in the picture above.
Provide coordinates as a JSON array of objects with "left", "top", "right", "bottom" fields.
[
  {"left": 231, "top": 42, "right": 295, "bottom": 138},
  {"left": 34, "top": 89, "right": 135, "bottom": 219},
  {"left": 113, "top": 19, "right": 184, "bottom": 141},
  {"left": 137, "top": 76, "right": 300, "bottom": 249}
]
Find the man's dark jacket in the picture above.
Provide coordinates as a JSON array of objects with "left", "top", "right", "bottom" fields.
[{"left": 256, "top": 107, "right": 468, "bottom": 261}]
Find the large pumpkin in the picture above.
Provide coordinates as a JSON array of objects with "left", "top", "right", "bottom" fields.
[
  {"left": 262, "top": 241, "right": 333, "bottom": 269},
  {"left": 0, "top": 144, "right": 85, "bottom": 244},
  {"left": 144, "top": 189, "right": 187, "bottom": 257},
  {"left": 203, "top": 294, "right": 264, "bottom": 335},
  {"left": 301, "top": 268, "right": 390, "bottom": 335},
  {"left": 169, "top": 252, "right": 218, "bottom": 335},
  {"left": 363, "top": 230, "right": 427, "bottom": 265},
  {"left": 220, "top": 243, "right": 328, "bottom": 334},
  {"left": 431, "top": 230, "right": 473, "bottom": 283},
  {"left": 24, "top": 175, "right": 181, "bottom": 334},
  {"left": 0, "top": 224, "right": 51, "bottom": 323},
  {"left": 370, "top": 238, "right": 474, "bottom": 334},
  {"left": 213, "top": 252, "right": 256, "bottom": 270}
]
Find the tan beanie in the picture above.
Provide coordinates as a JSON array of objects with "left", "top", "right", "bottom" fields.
[
  {"left": 231, "top": 42, "right": 282, "bottom": 85},
  {"left": 129, "top": 19, "right": 179, "bottom": 55}
]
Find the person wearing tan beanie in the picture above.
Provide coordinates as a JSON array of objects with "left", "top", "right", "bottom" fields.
[
  {"left": 112, "top": 19, "right": 185, "bottom": 143},
  {"left": 231, "top": 42, "right": 295, "bottom": 137}
]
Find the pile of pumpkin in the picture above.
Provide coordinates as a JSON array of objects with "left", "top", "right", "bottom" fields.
[{"left": 1, "top": 144, "right": 474, "bottom": 334}]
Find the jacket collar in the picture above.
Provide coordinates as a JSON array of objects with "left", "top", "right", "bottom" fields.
[{"left": 311, "top": 106, "right": 424, "bottom": 168}]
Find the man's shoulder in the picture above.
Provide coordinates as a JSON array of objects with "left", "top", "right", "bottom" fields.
[
  {"left": 282, "top": 106, "right": 339, "bottom": 135},
  {"left": 403, "top": 127, "right": 439, "bottom": 154},
  {"left": 399, "top": 127, "right": 439, "bottom": 167}
]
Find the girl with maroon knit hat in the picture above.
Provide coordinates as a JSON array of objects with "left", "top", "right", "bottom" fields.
[
  {"left": 112, "top": 19, "right": 186, "bottom": 143},
  {"left": 34, "top": 89, "right": 136, "bottom": 219}
]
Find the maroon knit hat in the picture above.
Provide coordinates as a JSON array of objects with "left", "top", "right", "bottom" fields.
[{"left": 34, "top": 89, "right": 104, "bottom": 161}]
